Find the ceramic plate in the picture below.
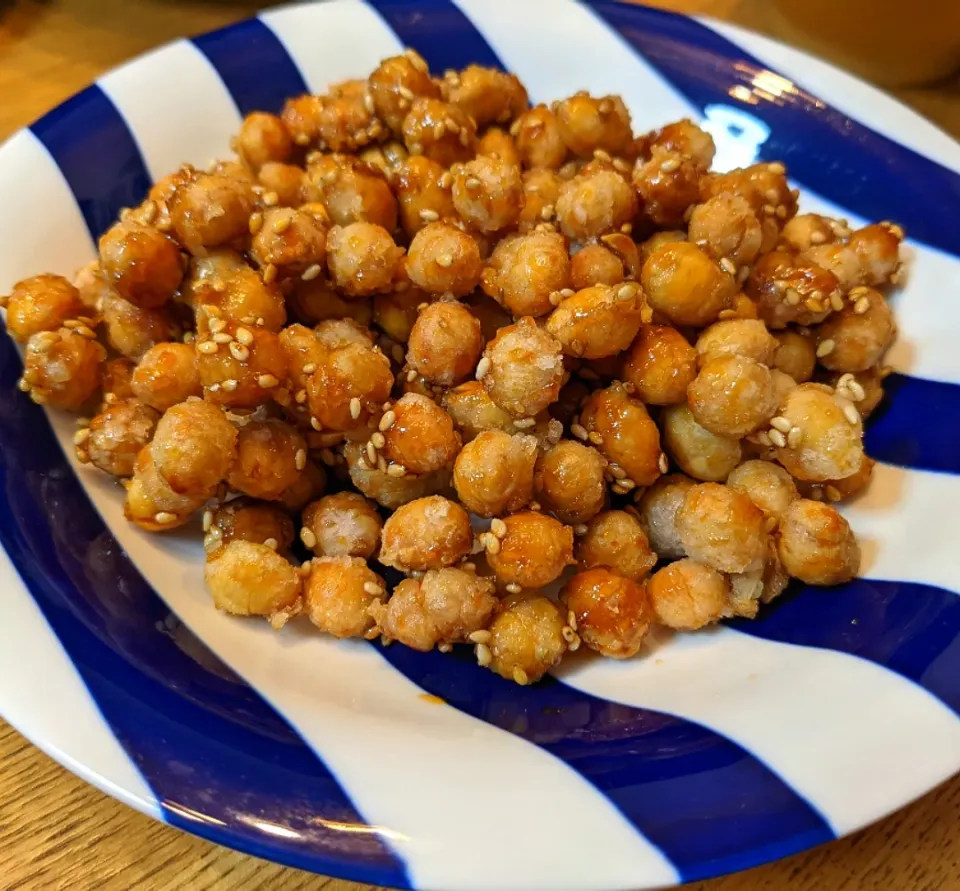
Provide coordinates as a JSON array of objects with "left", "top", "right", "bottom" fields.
[{"left": 1, "top": 1, "right": 958, "bottom": 888}]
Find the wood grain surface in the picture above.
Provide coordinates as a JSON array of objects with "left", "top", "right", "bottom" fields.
[{"left": 1, "top": 1, "right": 958, "bottom": 889}]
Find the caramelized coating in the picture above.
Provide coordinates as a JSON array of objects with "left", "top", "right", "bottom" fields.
[
  {"left": 280, "top": 94, "right": 325, "bottom": 148},
  {"left": 250, "top": 207, "right": 327, "bottom": 277},
  {"left": 169, "top": 171, "right": 256, "bottom": 253},
  {"left": 302, "top": 492, "right": 382, "bottom": 559},
  {"left": 642, "top": 242, "right": 735, "bottom": 326},
  {"left": 289, "top": 277, "right": 373, "bottom": 327},
  {"left": 847, "top": 222, "right": 903, "bottom": 287},
  {"left": 773, "top": 383, "right": 864, "bottom": 481},
  {"left": 647, "top": 559, "right": 731, "bottom": 631},
  {"left": 803, "top": 455, "right": 876, "bottom": 504},
  {"left": 370, "top": 567, "right": 498, "bottom": 651},
  {"left": 676, "top": 482, "right": 767, "bottom": 574},
  {"left": 513, "top": 104, "right": 567, "bottom": 169},
  {"left": 661, "top": 403, "right": 742, "bottom": 482},
  {"left": 546, "top": 282, "right": 646, "bottom": 359},
  {"left": 4, "top": 274, "right": 83, "bottom": 343},
  {"left": 825, "top": 367, "right": 885, "bottom": 419},
  {"left": 746, "top": 250, "right": 841, "bottom": 329},
  {"left": 453, "top": 430, "right": 537, "bottom": 518},
  {"left": 124, "top": 446, "right": 208, "bottom": 531},
  {"left": 451, "top": 155, "right": 523, "bottom": 233},
  {"left": 637, "top": 473, "right": 694, "bottom": 559},
  {"left": 637, "top": 229, "right": 687, "bottom": 266},
  {"left": 305, "top": 555, "right": 386, "bottom": 638},
  {"left": 780, "top": 213, "right": 839, "bottom": 253},
  {"left": 151, "top": 400, "right": 237, "bottom": 496},
  {"left": 556, "top": 169, "right": 637, "bottom": 241},
  {"left": 314, "top": 317, "right": 375, "bottom": 350},
  {"left": 481, "top": 230, "right": 571, "bottom": 318},
  {"left": 485, "top": 510, "right": 575, "bottom": 589},
  {"left": 406, "top": 221, "right": 482, "bottom": 297},
  {"left": 534, "top": 440, "right": 607, "bottom": 525},
  {"left": 373, "top": 285, "right": 427, "bottom": 344},
  {"left": 257, "top": 162, "right": 305, "bottom": 208},
  {"left": 578, "top": 384, "right": 662, "bottom": 488},
  {"left": 131, "top": 342, "right": 201, "bottom": 412},
  {"left": 554, "top": 93, "right": 632, "bottom": 158},
  {"left": 101, "top": 358, "right": 136, "bottom": 404},
  {"left": 99, "top": 220, "right": 183, "bottom": 309},
  {"left": 313, "top": 79, "right": 385, "bottom": 153},
  {"left": 227, "top": 419, "right": 306, "bottom": 501},
  {"left": 407, "top": 300, "right": 483, "bottom": 386},
  {"left": 576, "top": 510, "right": 657, "bottom": 581},
  {"left": 727, "top": 459, "right": 799, "bottom": 520},
  {"left": 777, "top": 499, "right": 860, "bottom": 585},
  {"left": 484, "top": 593, "right": 567, "bottom": 684},
  {"left": 369, "top": 51, "right": 440, "bottom": 135},
  {"left": 517, "top": 168, "right": 562, "bottom": 233},
  {"left": 207, "top": 498, "right": 295, "bottom": 555},
  {"left": 442, "top": 380, "right": 517, "bottom": 441},
  {"left": 401, "top": 97, "right": 477, "bottom": 167},
  {"left": 621, "top": 324, "right": 697, "bottom": 406},
  {"left": 442, "top": 65, "right": 528, "bottom": 128},
  {"left": 480, "top": 317, "right": 565, "bottom": 418},
  {"left": 570, "top": 244, "right": 625, "bottom": 289},
  {"left": 814, "top": 288, "right": 895, "bottom": 373},
  {"left": 305, "top": 154, "right": 398, "bottom": 230},
  {"left": 633, "top": 148, "right": 701, "bottom": 229},
  {"left": 379, "top": 495, "right": 472, "bottom": 571},
  {"left": 688, "top": 194, "right": 762, "bottom": 270},
  {"left": 205, "top": 540, "right": 302, "bottom": 624},
  {"left": 644, "top": 118, "right": 716, "bottom": 169},
  {"left": 393, "top": 156, "right": 455, "bottom": 237},
  {"left": 83, "top": 399, "right": 160, "bottom": 478},
  {"left": 345, "top": 440, "right": 450, "bottom": 509},
  {"left": 20, "top": 328, "right": 105, "bottom": 411},
  {"left": 234, "top": 112, "right": 293, "bottom": 171},
  {"left": 186, "top": 251, "right": 286, "bottom": 332},
  {"left": 325, "top": 222, "right": 402, "bottom": 297},
  {"left": 382, "top": 393, "right": 462, "bottom": 475},
  {"left": 197, "top": 321, "right": 288, "bottom": 410},
  {"left": 307, "top": 340, "right": 393, "bottom": 431},
  {"left": 695, "top": 319, "right": 777, "bottom": 366},
  {"left": 772, "top": 330, "right": 816, "bottom": 382},
  {"left": 561, "top": 568, "right": 653, "bottom": 658},
  {"left": 688, "top": 355, "right": 778, "bottom": 438}
]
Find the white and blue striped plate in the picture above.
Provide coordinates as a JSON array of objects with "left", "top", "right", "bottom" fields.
[{"left": 1, "top": 1, "right": 959, "bottom": 888}]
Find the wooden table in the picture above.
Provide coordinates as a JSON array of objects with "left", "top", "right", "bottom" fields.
[{"left": 1, "top": 1, "right": 958, "bottom": 889}]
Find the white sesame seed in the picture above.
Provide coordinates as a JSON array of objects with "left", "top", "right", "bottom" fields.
[
  {"left": 573, "top": 524, "right": 588, "bottom": 536},
  {"left": 310, "top": 416, "right": 323, "bottom": 431},
  {"left": 505, "top": 583, "right": 522, "bottom": 595},
  {"left": 562, "top": 626, "right": 579, "bottom": 645},
  {"left": 756, "top": 430, "right": 772, "bottom": 447},
  {"left": 379, "top": 410, "right": 396, "bottom": 431},
  {"left": 202, "top": 510, "right": 213, "bottom": 532},
  {"left": 854, "top": 296, "right": 871, "bottom": 315},
  {"left": 490, "top": 518, "right": 508, "bottom": 539},
  {"left": 363, "top": 581, "right": 384, "bottom": 596},
  {"left": 221, "top": 379, "right": 239, "bottom": 392},
  {"left": 816, "top": 339, "right": 835, "bottom": 358},
  {"left": 371, "top": 432, "right": 386, "bottom": 449},
  {"left": 475, "top": 356, "right": 491, "bottom": 380},
  {"left": 570, "top": 423, "right": 588, "bottom": 441},
  {"left": 770, "top": 416, "right": 792, "bottom": 433},
  {"left": 258, "top": 374, "right": 279, "bottom": 389},
  {"left": 406, "top": 369, "right": 418, "bottom": 382},
  {"left": 262, "top": 191, "right": 279, "bottom": 207},
  {"left": 475, "top": 643, "right": 492, "bottom": 667},
  {"left": 300, "top": 527, "right": 317, "bottom": 549},
  {"left": 366, "top": 441, "right": 378, "bottom": 465},
  {"left": 294, "top": 448, "right": 307, "bottom": 471},
  {"left": 588, "top": 431, "right": 603, "bottom": 446},
  {"left": 349, "top": 397, "right": 362, "bottom": 420},
  {"left": 512, "top": 667, "right": 529, "bottom": 686},
  {"left": 719, "top": 257, "right": 736, "bottom": 275},
  {"left": 658, "top": 453, "right": 669, "bottom": 474},
  {"left": 848, "top": 380, "right": 866, "bottom": 402},
  {"left": 787, "top": 427, "right": 803, "bottom": 449},
  {"left": 229, "top": 342, "right": 249, "bottom": 362},
  {"left": 484, "top": 534, "right": 501, "bottom": 556},
  {"left": 301, "top": 263, "right": 322, "bottom": 281},
  {"left": 660, "top": 156, "right": 680, "bottom": 173},
  {"left": 73, "top": 428, "right": 90, "bottom": 445},
  {"left": 469, "top": 630, "right": 491, "bottom": 645},
  {"left": 397, "top": 84, "right": 415, "bottom": 100},
  {"left": 464, "top": 176, "right": 482, "bottom": 190},
  {"left": 842, "top": 403, "right": 860, "bottom": 425},
  {"left": 153, "top": 511, "right": 177, "bottom": 525},
  {"left": 386, "top": 463, "right": 407, "bottom": 477},
  {"left": 830, "top": 292, "right": 845, "bottom": 312},
  {"left": 768, "top": 429, "right": 787, "bottom": 448},
  {"left": 419, "top": 208, "right": 440, "bottom": 222},
  {"left": 263, "top": 263, "right": 278, "bottom": 284}
]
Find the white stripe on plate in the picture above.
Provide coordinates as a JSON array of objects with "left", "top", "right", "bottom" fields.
[
  {"left": 702, "top": 20, "right": 960, "bottom": 176},
  {"left": 452, "top": 0, "right": 692, "bottom": 129},
  {"left": 0, "top": 540, "right": 159, "bottom": 819},
  {"left": 260, "top": 1, "right": 403, "bottom": 94},
  {"left": 0, "top": 131, "right": 94, "bottom": 289},
  {"left": 557, "top": 624, "right": 960, "bottom": 837},
  {"left": 99, "top": 41, "right": 243, "bottom": 182},
  {"left": 841, "top": 462, "right": 960, "bottom": 595},
  {"left": 65, "top": 440, "right": 677, "bottom": 890}
]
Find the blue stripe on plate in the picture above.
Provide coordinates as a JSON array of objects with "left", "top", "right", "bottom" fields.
[
  {"left": 864, "top": 373, "right": 960, "bottom": 476},
  {"left": 730, "top": 579, "right": 960, "bottom": 718},
  {"left": 193, "top": 18, "right": 308, "bottom": 116},
  {"left": 0, "top": 333, "right": 409, "bottom": 887},
  {"left": 30, "top": 85, "right": 152, "bottom": 240},
  {"left": 586, "top": 1, "right": 960, "bottom": 259},
  {"left": 376, "top": 643, "right": 833, "bottom": 883},
  {"left": 365, "top": 0, "right": 504, "bottom": 73}
]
